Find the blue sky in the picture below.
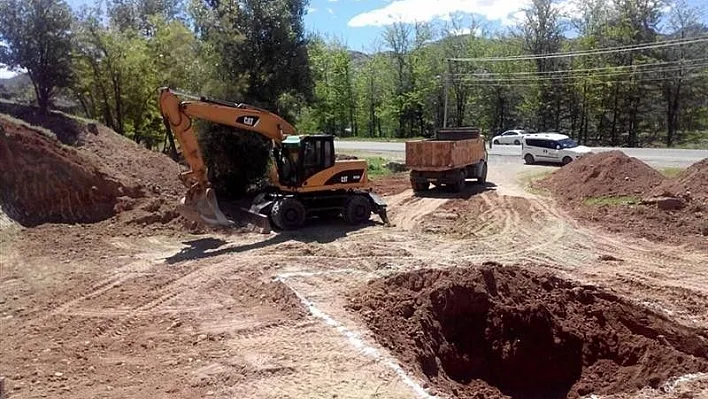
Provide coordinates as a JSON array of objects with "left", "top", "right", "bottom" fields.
[{"left": 1, "top": 0, "right": 706, "bottom": 78}]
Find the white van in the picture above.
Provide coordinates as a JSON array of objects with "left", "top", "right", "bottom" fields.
[{"left": 521, "top": 133, "right": 592, "bottom": 165}]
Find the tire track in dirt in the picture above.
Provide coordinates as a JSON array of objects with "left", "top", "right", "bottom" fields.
[
  {"left": 389, "top": 194, "right": 449, "bottom": 231},
  {"left": 7, "top": 167, "right": 708, "bottom": 399},
  {"left": 50, "top": 255, "right": 252, "bottom": 340}
]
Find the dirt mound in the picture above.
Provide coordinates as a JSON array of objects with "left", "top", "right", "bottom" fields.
[
  {"left": 539, "top": 152, "right": 707, "bottom": 249},
  {"left": 650, "top": 157, "right": 708, "bottom": 201},
  {"left": 680, "top": 157, "right": 708, "bottom": 198},
  {"left": 0, "top": 111, "right": 183, "bottom": 228},
  {"left": 80, "top": 124, "right": 183, "bottom": 198},
  {"left": 0, "top": 118, "right": 130, "bottom": 225},
  {"left": 540, "top": 151, "right": 665, "bottom": 201},
  {"left": 350, "top": 266, "right": 708, "bottom": 399},
  {"left": 0, "top": 100, "right": 85, "bottom": 145}
]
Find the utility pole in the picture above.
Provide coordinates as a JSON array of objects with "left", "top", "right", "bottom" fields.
[{"left": 443, "top": 63, "right": 450, "bottom": 128}]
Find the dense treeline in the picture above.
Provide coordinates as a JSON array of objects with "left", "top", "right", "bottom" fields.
[
  {"left": 302, "top": 0, "right": 708, "bottom": 147},
  {"left": 0, "top": 0, "right": 706, "bottom": 149}
]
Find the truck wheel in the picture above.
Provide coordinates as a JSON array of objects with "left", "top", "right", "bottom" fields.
[
  {"left": 477, "top": 162, "right": 488, "bottom": 184},
  {"left": 343, "top": 195, "right": 372, "bottom": 225},
  {"left": 271, "top": 197, "right": 306, "bottom": 230},
  {"left": 524, "top": 154, "right": 535, "bottom": 165},
  {"left": 562, "top": 156, "right": 573, "bottom": 165},
  {"left": 411, "top": 180, "right": 429, "bottom": 192},
  {"left": 514, "top": 140, "right": 520, "bottom": 145},
  {"left": 452, "top": 171, "right": 466, "bottom": 192}
]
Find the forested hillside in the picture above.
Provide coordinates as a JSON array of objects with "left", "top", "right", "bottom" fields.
[
  {"left": 302, "top": 2, "right": 708, "bottom": 147},
  {"left": 1, "top": 0, "right": 706, "bottom": 149}
]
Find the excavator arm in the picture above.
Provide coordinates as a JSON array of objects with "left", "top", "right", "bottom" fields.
[{"left": 158, "top": 87, "right": 296, "bottom": 229}]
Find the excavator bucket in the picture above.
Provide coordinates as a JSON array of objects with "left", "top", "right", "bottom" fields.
[
  {"left": 177, "top": 187, "right": 234, "bottom": 227},
  {"left": 177, "top": 185, "right": 271, "bottom": 233},
  {"left": 238, "top": 207, "right": 272, "bottom": 234}
]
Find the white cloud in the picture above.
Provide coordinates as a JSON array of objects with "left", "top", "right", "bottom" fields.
[
  {"left": 449, "top": 26, "right": 484, "bottom": 36},
  {"left": 327, "top": 7, "right": 335, "bottom": 14},
  {"left": 327, "top": 0, "right": 339, "bottom": 2},
  {"left": 307, "top": 6, "right": 317, "bottom": 13},
  {"left": 348, "top": 0, "right": 580, "bottom": 28}
]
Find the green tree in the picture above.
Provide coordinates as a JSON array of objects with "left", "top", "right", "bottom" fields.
[
  {"left": 189, "top": 0, "right": 313, "bottom": 198},
  {"left": 354, "top": 49, "right": 394, "bottom": 137},
  {"left": 520, "top": 0, "right": 564, "bottom": 131},
  {"left": 0, "top": 0, "right": 74, "bottom": 111},
  {"left": 191, "top": 0, "right": 312, "bottom": 114},
  {"left": 297, "top": 36, "right": 357, "bottom": 136},
  {"left": 72, "top": 4, "right": 208, "bottom": 148}
]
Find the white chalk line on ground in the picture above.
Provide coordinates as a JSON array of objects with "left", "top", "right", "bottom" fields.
[
  {"left": 661, "top": 372, "right": 708, "bottom": 392},
  {"left": 275, "top": 270, "right": 438, "bottom": 399}
]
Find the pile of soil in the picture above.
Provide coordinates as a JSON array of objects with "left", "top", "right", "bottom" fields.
[
  {"left": 0, "top": 100, "right": 85, "bottom": 145},
  {"left": 349, "top": 265, "right": 708, "bottom": 399},
  {"left": 539, "top": 151, "right": 666, "bottom": 201},
  {"left": 650, "top": 157, "right": 708, "bottom": 201},
  {"left": 0, "top": 110, "right": 184, "bottom": 229},
  {"left": 539, "top": 152, "right": 708, "bottom": 249}
]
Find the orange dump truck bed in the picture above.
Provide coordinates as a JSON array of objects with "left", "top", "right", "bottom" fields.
[
  {"left": 405, "top": 136, "right": 486, "bottom": 171},
  {"left": 405, "top": 128, "right": 488, "bottom": 192}
]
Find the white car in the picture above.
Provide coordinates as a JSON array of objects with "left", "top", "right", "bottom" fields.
[
  {"left": 492, "top": 129, "right": 528, "bottom": 145},
  {"left": 521, "top": 133, "right": 592, "bottom": 165}
]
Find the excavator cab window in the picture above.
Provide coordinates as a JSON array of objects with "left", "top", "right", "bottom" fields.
[
  {"left": 301, "top": 135, "right": 335, "bottom": 181},
  {"left": 278, "top": 136, "right": 302, "bottom": 187}
]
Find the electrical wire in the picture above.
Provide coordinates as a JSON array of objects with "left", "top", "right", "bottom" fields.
[
  {"left": 446, "top": 73, "right": 705, "bottom": 87},
  {"left": 447, "top": 57, "right": 708, "bottom": 77},
  {"left": 447, "top": 36, "right": 708, "bottom": 62},
  {"left": 446, "top": 63, "right": 708, "bottom": 82}
]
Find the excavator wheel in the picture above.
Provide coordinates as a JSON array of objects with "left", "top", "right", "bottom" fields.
[
  {"left": 271, "top": 197, "right": 306, "bottom": 230},
  {"left": 343, "top": 195, "right": 372, "bottom": 225}
]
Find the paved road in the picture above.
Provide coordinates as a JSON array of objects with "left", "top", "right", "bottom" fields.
[{"left": 335, "top": 141, "right": 708, "bottom": 168}]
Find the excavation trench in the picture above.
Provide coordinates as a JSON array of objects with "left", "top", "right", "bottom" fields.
[{"left": 350, "top": 266, "right": 708, "bottom": 399}]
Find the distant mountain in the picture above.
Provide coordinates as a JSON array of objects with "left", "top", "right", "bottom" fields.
[{"left": 0, "top": 73, "right": 32, "bottom": 98}]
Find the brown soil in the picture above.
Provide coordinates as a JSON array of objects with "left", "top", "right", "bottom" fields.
[
  {"left": 1, "top": 257, "right": 306, "bottom": 399},
  {"left": 538, "top": 151, "right": 666, "bottom": 201},
  {"left": 3, "top": 177, "right": 708, "bottom": 399},
  {"left": 538, "top": 153, "right": 708, "bottom": 250},
  {"left": 650, "top": 157, "right": 708, "bottom": 201},
  {"left": 419, "top": 192, "right": 533, "bottom": 237},
  {"left": 0, "top": 109, "right": 184, "bottom": 229},
  {"left": 0, "top": 117, "right": 131, "bottom": 226},
  {"left": 350, "top": 265, "right": 708, "bottom": 399},
  {"left": 569, "top": 200, "right": 708, "bottom": 249},
  {"left": 0, "top": 100, "right": 86, "bottom": 145},
  {"left": 79, "top": 124, "right": 183, "bottom": 198},
  {"left": 369, "top": 172, "right": 410, "bottom": 197}
]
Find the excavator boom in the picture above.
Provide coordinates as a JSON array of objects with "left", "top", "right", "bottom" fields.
[{"left": 158, "top": 87, "right": 294, "bottom": 231}]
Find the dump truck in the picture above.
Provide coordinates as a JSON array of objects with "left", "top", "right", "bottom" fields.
[{"left": 405, "top": 127, "right": 488, "bottom": 192}]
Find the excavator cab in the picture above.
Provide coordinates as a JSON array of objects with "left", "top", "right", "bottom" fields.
[{"left": 276, "top": 135, "right": 336, "bottom": 187}]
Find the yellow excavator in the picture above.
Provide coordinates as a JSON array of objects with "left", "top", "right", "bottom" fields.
[{"left": 158, "top": 87, "right": 389, "bottom": 231}]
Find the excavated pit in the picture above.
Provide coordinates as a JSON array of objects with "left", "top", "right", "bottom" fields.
[{"left": 350, "top": 266, "right": 708, "bottom": 399}]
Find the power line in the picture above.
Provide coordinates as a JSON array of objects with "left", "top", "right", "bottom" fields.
[
  {"left": 449, "top": 58, "right": 708, "bottom": 77},
  {"left": 447, "top": 63, "right": 708, "bottom": 82},
  {"left": 447, "top": 36, "right": 708, "bottom": 62},
  {"left": 449, "top": 74, "right": 706, "bottom": 87}
]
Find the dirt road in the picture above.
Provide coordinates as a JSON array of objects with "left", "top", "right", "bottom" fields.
[{"left": 2, "top": 163, "right": 707, "bottom": 398}]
